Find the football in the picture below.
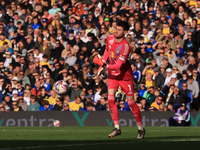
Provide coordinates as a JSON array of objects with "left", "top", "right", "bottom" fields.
[
  {"left": 54, "top": 80, "right": 68, "bottom": 94},
  {"left": 53, "top": 120, "right": 61, "bottom": 127}
]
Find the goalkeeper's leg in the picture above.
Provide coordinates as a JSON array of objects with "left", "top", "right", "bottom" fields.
[
  {"left": 107, "top": 80, "right": 121, "bottom": 138},
  {"left": 120, "top": 80, "right": 145, "bottom": 139}
]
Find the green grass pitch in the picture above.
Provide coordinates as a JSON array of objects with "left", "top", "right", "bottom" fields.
[{"left": 0, "top": 127, "right": 199, "bottom": 150}]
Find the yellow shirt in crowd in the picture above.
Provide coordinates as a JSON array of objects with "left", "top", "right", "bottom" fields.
[
  {"left": 0, "top": 39, "right": 10, "bottom": 46},
  {"left": 162, "top": 27, "right": 170, "bottom": 35},
  {"left": 40, "top": 61, "right": 50, "bottom": 67},
  {"left": 190, "top": 1, "right": 197, "bottom": 8},
  {"left": 48, "top": 94, "right": 59, "bottom": 106},
  {"left": 151, "top": 101, "right": 165, "bottom": 110},
  {"left": 145, "top": 80, "right": 153, "bottom": 89},
  {"left": 69, "top": 101, "right": 84, "bottom": 111},
  {"left": 14, "top": 108, "right": 19, "bottom": 112}
]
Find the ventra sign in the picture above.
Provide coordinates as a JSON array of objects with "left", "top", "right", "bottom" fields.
[
  {"left": 0, "top": 116, "right": 55, "bottom": 126},
  {"left": 0, "top": 112, "right": 199, "bottom": 127},
  {"left": 190, "top": 112, "right": 200, "bottom": 127}
]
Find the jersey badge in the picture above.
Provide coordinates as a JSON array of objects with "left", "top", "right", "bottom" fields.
[{"left": 115, "top": 45, "right": 123, "bottom": 56}]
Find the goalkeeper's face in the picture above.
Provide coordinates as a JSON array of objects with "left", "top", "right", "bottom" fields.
[{"left": 115, "top": 26, "right": 125, "bottom": 39}]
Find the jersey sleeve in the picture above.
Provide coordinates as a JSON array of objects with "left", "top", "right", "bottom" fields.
[
  {"left": 102, "top": 49, "right": 109, "bottom": 62},
  {"left": 118, "top": 43, "right": 130, "bottom": 64}
]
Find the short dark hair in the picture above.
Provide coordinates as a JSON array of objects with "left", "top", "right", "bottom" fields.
[
  {"left": 85, "top": 103, "right": 92, "bottom": 107},
  {"left": 43, "top": 54, "right": 48, "bottom": 58},
  {"left": 41, "top": 100, "right": 49, "bottom": 106},
  {"left": 30, "top": 95, "right": 36, "bottom": 99},
  {"left": 75, "top": 95, "right": 81, "bottom": 100},
  {"left": 117, "top": 21, "right": 129, "bottom": 31},
  {"left": 17, "top": 81, "right": 22, "bottom": 84},
  {"left": 40, "top": 87, "right": 46, "bottom": 91}
]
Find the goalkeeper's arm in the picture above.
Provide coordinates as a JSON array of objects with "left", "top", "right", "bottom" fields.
[{"left": 93, "top": 49, "right": 124, "bottom": 76}]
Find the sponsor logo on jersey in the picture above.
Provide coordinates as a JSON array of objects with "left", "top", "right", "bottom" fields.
[
  {"left": 111, "top": 52, "right": 115, "bottom": 58},
  {"left": 110, "top": 52, "right": 115, "bottom": 63}
]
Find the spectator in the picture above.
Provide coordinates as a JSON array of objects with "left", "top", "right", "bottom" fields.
[
  {"left": 49, "top": 3, "right": 61, "bottom": 16},
  {"left": 168, "top": 86, "right": 186, "bottom": 106},
  {"left": 138, "top": 82, "right": 146, "bottom": 97},
  {"left": 178, "top": 70, "right": 188, "bottom": 90},
  {"left": 159, "top": 103, "right": 167, "bottom": 111},
  {"left": 70, "top": 79, "right": 82, "bottom": 102},
  {"left": 28, "top": 95, "right": 40, "bottom": 111},
  {"left": 80, "top": 91, "right": 86, "bottom": 103},
  {"left": 54, "top": 97, "right": 64, "bottom": 111},
  {"left": 79, "top": 102, "right": 96, "bottom": 111},
  {"left": 188, "top": 56, "right": 198, "bottom": 70},
  {"left": 150, "top": 95, "right": 164, "bottom": 111},
  {"left": 118, "top": 100, "right": 130, "bottom": 111},
  {"left": 4, "top": 51, "right": 15, "bottom": 68},
  {"left": 164, "top": 68, "right": 172, "bottom": 86},
  {"left": 39, "top": 100, "right": 54, "bottom": 111},
  {"left": 153, "top": 67, "right": 165, "bottom": 89},
  {"left": 192, "top": 69, "right": 200, "bottom": 87},
  {"left": 142, "top": 72, "right": 156, "bottom": 89},
  {"left": 12, "top": 90, "right": 18, "bottom": 101},
  {"left": 48, "top": 90, "right": 59, "bottom": 106},
  {"left": 69, "top": 95, "right": 84, "bottom": 111},
  {"left": 181, "top": 82, "right": 192, "bottom": 111},
  {"left": 0, "top": 103, "right": 5, "bottom": 111},
  {"left": 36, "top": 87, "right": 49, "bottom": 105},
  {"left": 169, "top": 103, "right": 190, "bottom": 126},
  {"left": 39, "top": 75, "right": 50, "bottom": 92},
  {"left": 23, "top": 90, "right": 31, "bottom": 106},
  {"left": 163, "top": 81, "right": 175, "bottom": 104},
  {"left": 143, "top": 86, "right": 155, "bottom": 106},
  {"left": 61, "top": 102, "right": 69, "bottom": 111},
  {"left": 31, "top": 81, "right": 41, "bottom": 96},
  {"left": 96, "top": 96, "right": 107, "bottom": 111},
  {"left": 18, "top": 96, "right": 28, "bottom": 111},
  {"left": 131, "top": 63, "right": 141, "bottom": 82},
  {"left": 11, "top": 101, "right": 23, "bottom": 111},
  {"left": 64, "top": 50, "right": 77, "bottom": 66},
  {"left": 18, "top": 71, "right": 30, "bottom": 88},
  {"left": 139, "top": 98, "right": 150, "bottom": 111},
  {"left": 4, "top": 95, "right": 12, "bottom": 109},
  {"left": 187, "top": 75, "right": 199, "bottom": 111}
]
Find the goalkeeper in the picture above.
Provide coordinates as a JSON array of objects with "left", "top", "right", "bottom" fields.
[{"left": 93, "top": 21, "right": 145, "bottom": 139}]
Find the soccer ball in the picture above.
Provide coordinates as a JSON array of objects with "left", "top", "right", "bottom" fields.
[
  {"left": 54, "top": 80, "right": 68, "bottom": 94},
  {"left": 53, "top": 120, "right": 60, "bottom": 127}
]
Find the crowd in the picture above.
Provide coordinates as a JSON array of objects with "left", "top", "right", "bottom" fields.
[{"left": 0, "top": 0, "right": 200, "bottom": 114}]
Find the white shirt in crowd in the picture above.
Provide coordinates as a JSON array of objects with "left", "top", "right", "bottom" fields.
[
  {"left": 164, "top": 75, "right": 172, "bottom": 86},
  {"left": 34, "top": 53, "right": 43, "bottom": 62}
]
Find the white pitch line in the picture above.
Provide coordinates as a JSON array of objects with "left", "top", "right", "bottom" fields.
[
  {"left": 0, "top": 140, "right": 199, "bottom": 150},
  {"left": 0, "top": 130, "right": 111, "bottom": 132},
  {"left": 0, "top": 129, "right": 194, "bottom": 132}
]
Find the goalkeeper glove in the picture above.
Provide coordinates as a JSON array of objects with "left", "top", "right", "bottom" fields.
[
  {"left": 96, "top": 63, "right": 108, "bottom": 76},
  {"left": 93, "top": 54, "right": 104, "bottom": 66},
  {"left": 93, "top": 54, "right": 108, "bottom": 76}
]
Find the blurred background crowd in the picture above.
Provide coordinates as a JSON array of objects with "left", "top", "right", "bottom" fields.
[{"left": 0, "top": 0, "right": 200, "bottom": 113}]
